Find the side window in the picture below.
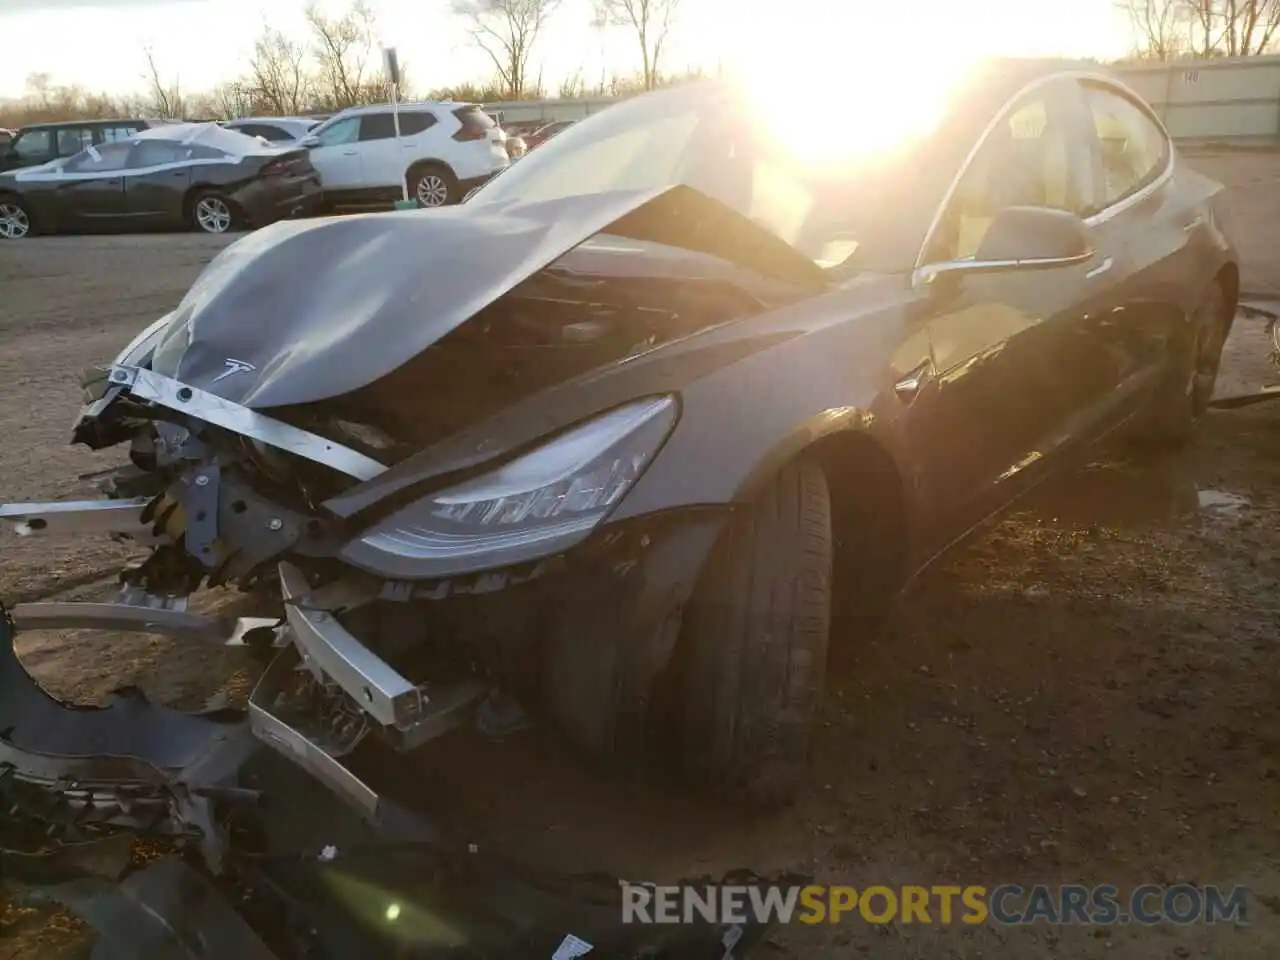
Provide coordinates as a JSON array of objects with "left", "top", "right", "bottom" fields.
[
  {"left": 127, "top": 140, "right": 187, "bottom": 168},
  {"left": 99, "top": 125, "right": 141, "bottom": 143},
  {"left": 56, "top": 126, "right": 95, "bottom": 156},
  {"left": 314, "top": 116, "right": 360, "bottom": 147},
  {"left": 929, "top": 87, "right": 1089, "bottom": 262},
  {"left": 359, "top": 113, "right": 396, "bottom": 141},
  {"left": 1081, "top": 84, "right": 1169, "bottom": 209},
  {"left": 187, "top": 144, "right": 230, "bottom": 161},
  {"left": 255, "top": 125, "right": 291, "bottom": 141},
  {"left": 397, "top": 112, "right": 436, "bottom": 136},
  {"left": 12, "top": 129, "right": 53, "bottom": 159},
  {"left": 62, "top": 142, "right": 132, "bottom": 174}
]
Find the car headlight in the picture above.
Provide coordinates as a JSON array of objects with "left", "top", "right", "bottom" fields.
[{"left": 344, "top": 395, "right": 677, "bottom": 577}]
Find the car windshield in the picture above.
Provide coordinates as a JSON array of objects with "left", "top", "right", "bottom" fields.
[{"left": 470, "top": 82, "right": 917, "bottom": 271}]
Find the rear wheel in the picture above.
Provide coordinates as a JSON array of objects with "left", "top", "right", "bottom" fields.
[
  {"left": 189, "top": 191, "right": 237, "bottom": 235},
  {"left": 671, "top": 458, "right": 833, "bottom": 808},
  {"left": 1137, "top": 282, "right": 1230, "bottom": 447},
  {"left": 0, "top": 197, "right": 32, "bottom": 240},
  {"left": 408, "top": 163, "right": 457, "bottom": 208}
]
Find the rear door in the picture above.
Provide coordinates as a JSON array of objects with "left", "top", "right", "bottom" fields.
[
  {"left": 356, "top": 112, "right": 401, "bottom": 187},
  {"left": 1075, "top": 79, "right": 1195, "bottom": 424},
  {"left": 122, "top": 139, "right": 194, "bottom": 224}
]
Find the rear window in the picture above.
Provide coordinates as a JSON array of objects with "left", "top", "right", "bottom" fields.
[{"left": 453, "top": 106, "right": 495, "bottom": 129}]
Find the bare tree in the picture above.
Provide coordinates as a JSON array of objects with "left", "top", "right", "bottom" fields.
[
  {"left": 1182, "top": 0, "right": 1280, "bottom": 54},
  {"left": 142, "top": 45, "right": 184, "bottom": 117},
  {"left": 1116, "top": 0, "right": 1190, "bottom": 59},
  {"left": 209, "top": 81, "right": 255, "bottom": 120},
  {"left": 24, "top": 73, "right": 55, "bottom": 112},
  {"left": 592, "top": 0, "right": 681, "bottom": 91},
  {"left": 305, "top": 0, "right": 379, "bottom": 110},
  {"left": 1222, "top": 0, "right": 1280, "bottom": 53},
  {"left": 248, "top": 26, "right": 313, "bottom": 115},
  {"left": 452, "top": 0, "right": 561, "bottom": 99}
]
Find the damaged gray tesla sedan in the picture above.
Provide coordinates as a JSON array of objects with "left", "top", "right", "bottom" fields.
[{"left": 2, "top": 57, "right": 1239, "bottom": 820}]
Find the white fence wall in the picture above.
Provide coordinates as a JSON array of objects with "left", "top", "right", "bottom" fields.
[
  {"left": 1112, "top": 54, "right": 1280, "bottom": 144},
  {"left": 489, "top": 55, "right": 1280, "bottom": 145}
]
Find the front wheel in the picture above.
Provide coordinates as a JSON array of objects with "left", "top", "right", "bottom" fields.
[
  {"left": 671, "top": 458, "right": 833, "bottom": 808},
  {"left": 0, "top": 197, "right": 33, "bottom": 240},
  {"left": 189, "top": 191, "right": 237, "bottom": 235}
]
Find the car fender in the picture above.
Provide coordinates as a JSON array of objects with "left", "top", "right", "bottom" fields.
[{"left": 337, "top": 283, "right": 918, "bottom": 581}]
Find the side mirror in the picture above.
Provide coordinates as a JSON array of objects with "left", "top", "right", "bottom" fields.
[
  {"left": 915, "top": 206, "right": 1094, "bottom": 287},
  {"left": 300, "top": 134, "right": 320, "bottom": 148}
]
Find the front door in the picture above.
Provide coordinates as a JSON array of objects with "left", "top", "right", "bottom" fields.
[
  {"left": 307, "top": 116, "right": 364, "bottom": 191},
  {"left": 907, "top": 77, "right": 1115, "bottom": 554},
  {"left": 51, "top": 142, "right": 131, "bottom": 229}
]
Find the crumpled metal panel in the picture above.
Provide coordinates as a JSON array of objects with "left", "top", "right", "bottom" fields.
[{"left": 34, "top": 856, "right": 278, "bottom": 960}]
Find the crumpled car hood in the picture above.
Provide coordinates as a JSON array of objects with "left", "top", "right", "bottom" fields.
[{"left": 149, "top": 185, "right": 826, "bottom": 408}]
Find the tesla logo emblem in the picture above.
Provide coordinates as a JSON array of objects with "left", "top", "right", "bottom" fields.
[{"left": 212, "top": 358, "right": 255, "bottom": 382}]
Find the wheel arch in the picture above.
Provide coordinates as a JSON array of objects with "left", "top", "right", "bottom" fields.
[
  {"left": 404, "top": 157, "right": 456, "bottom": 180},
  {"left": 731, "top": 414, "right": 911, "bottom": 628},
  {"left": 183, "top": 184, "right": 243, "bottom": 223}
]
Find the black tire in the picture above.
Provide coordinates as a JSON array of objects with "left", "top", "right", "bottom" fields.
[
  {"left": 0, "top": 195, "right": 34, "bottom": 240},
  {"left": 408, "top": 163, "right": 457, "bottom": 208},
  {"left": 188, "top": 190, "right": 238, "bottom": 235},
  {"left": 1136, "top": 281, "right": 1230, "bottom": 448},
  {"left": 673, "top": 458, "right": 833, "bottom": 807}
]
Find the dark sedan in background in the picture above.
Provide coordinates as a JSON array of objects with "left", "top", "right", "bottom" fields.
[{"left": 0, "top": 122, "right": 322, "bottom": 239}]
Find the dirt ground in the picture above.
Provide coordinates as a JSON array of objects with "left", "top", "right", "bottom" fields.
[{"left": 2, "top": 151, "right": 1280, "bottom": 958}]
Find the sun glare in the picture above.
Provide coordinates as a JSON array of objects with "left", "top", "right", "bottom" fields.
[
  {"left": 736, "top": 39, "right": 978, "bottom": 165},
  {"left": 726, "top": 1, "right": 1070, "bottom": 166}
]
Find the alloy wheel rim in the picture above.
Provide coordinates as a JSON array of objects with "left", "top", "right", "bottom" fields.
[
  {"left": 195, "top": 197, "right": 232, "bottom": 234},
  {"left": 416, "top": 175, "right": 448, "bottom": 207},
  {"left": 0, "top": 203, "right": 29, "bottom": 239}
]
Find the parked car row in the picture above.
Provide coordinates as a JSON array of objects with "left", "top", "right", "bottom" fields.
[
  {"left": 0, "top": 122, "right": 321, "bottom": 240},
  {"left": 0, "top": 101, "right": 513, "bottom": 239}
]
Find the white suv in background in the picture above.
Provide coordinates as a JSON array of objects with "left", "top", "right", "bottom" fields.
[{"left": 302, "top": 102, "right": 509, "bottom": 208}]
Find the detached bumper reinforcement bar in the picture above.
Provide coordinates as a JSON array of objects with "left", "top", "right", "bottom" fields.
[
  {"left": 247, "top": 644, "right": 380, "bottom": 819},
  {"left": 10, "top": 602, "right": 284, "bottom": 648},
  {"left": 108, "top": 364, "right": 387, "bottom": 482},
  {"left": 278, "top": 562, "right": 420, "bottom": 727},
  {"left": 0, "top": 498, "right": 157, "bottom": 539}
]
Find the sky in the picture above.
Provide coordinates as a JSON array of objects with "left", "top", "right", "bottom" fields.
[{"left": 0, "top": 0, "right": 1136, "bottom": 101}]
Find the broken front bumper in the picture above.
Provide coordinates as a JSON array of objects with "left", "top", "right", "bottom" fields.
[{"left": 0, "top": 603, "right": 781, "bottom": 960}]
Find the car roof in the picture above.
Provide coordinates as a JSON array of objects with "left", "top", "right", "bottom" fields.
[
  {"left": 326, "top": 100, "right": 478, "bottom": 119},
  {"left": 226, "top": 116, "right": 316, "bottom": 126},
  {"left": 19, "top": 118, "right": 157, "bottom": 131}
]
